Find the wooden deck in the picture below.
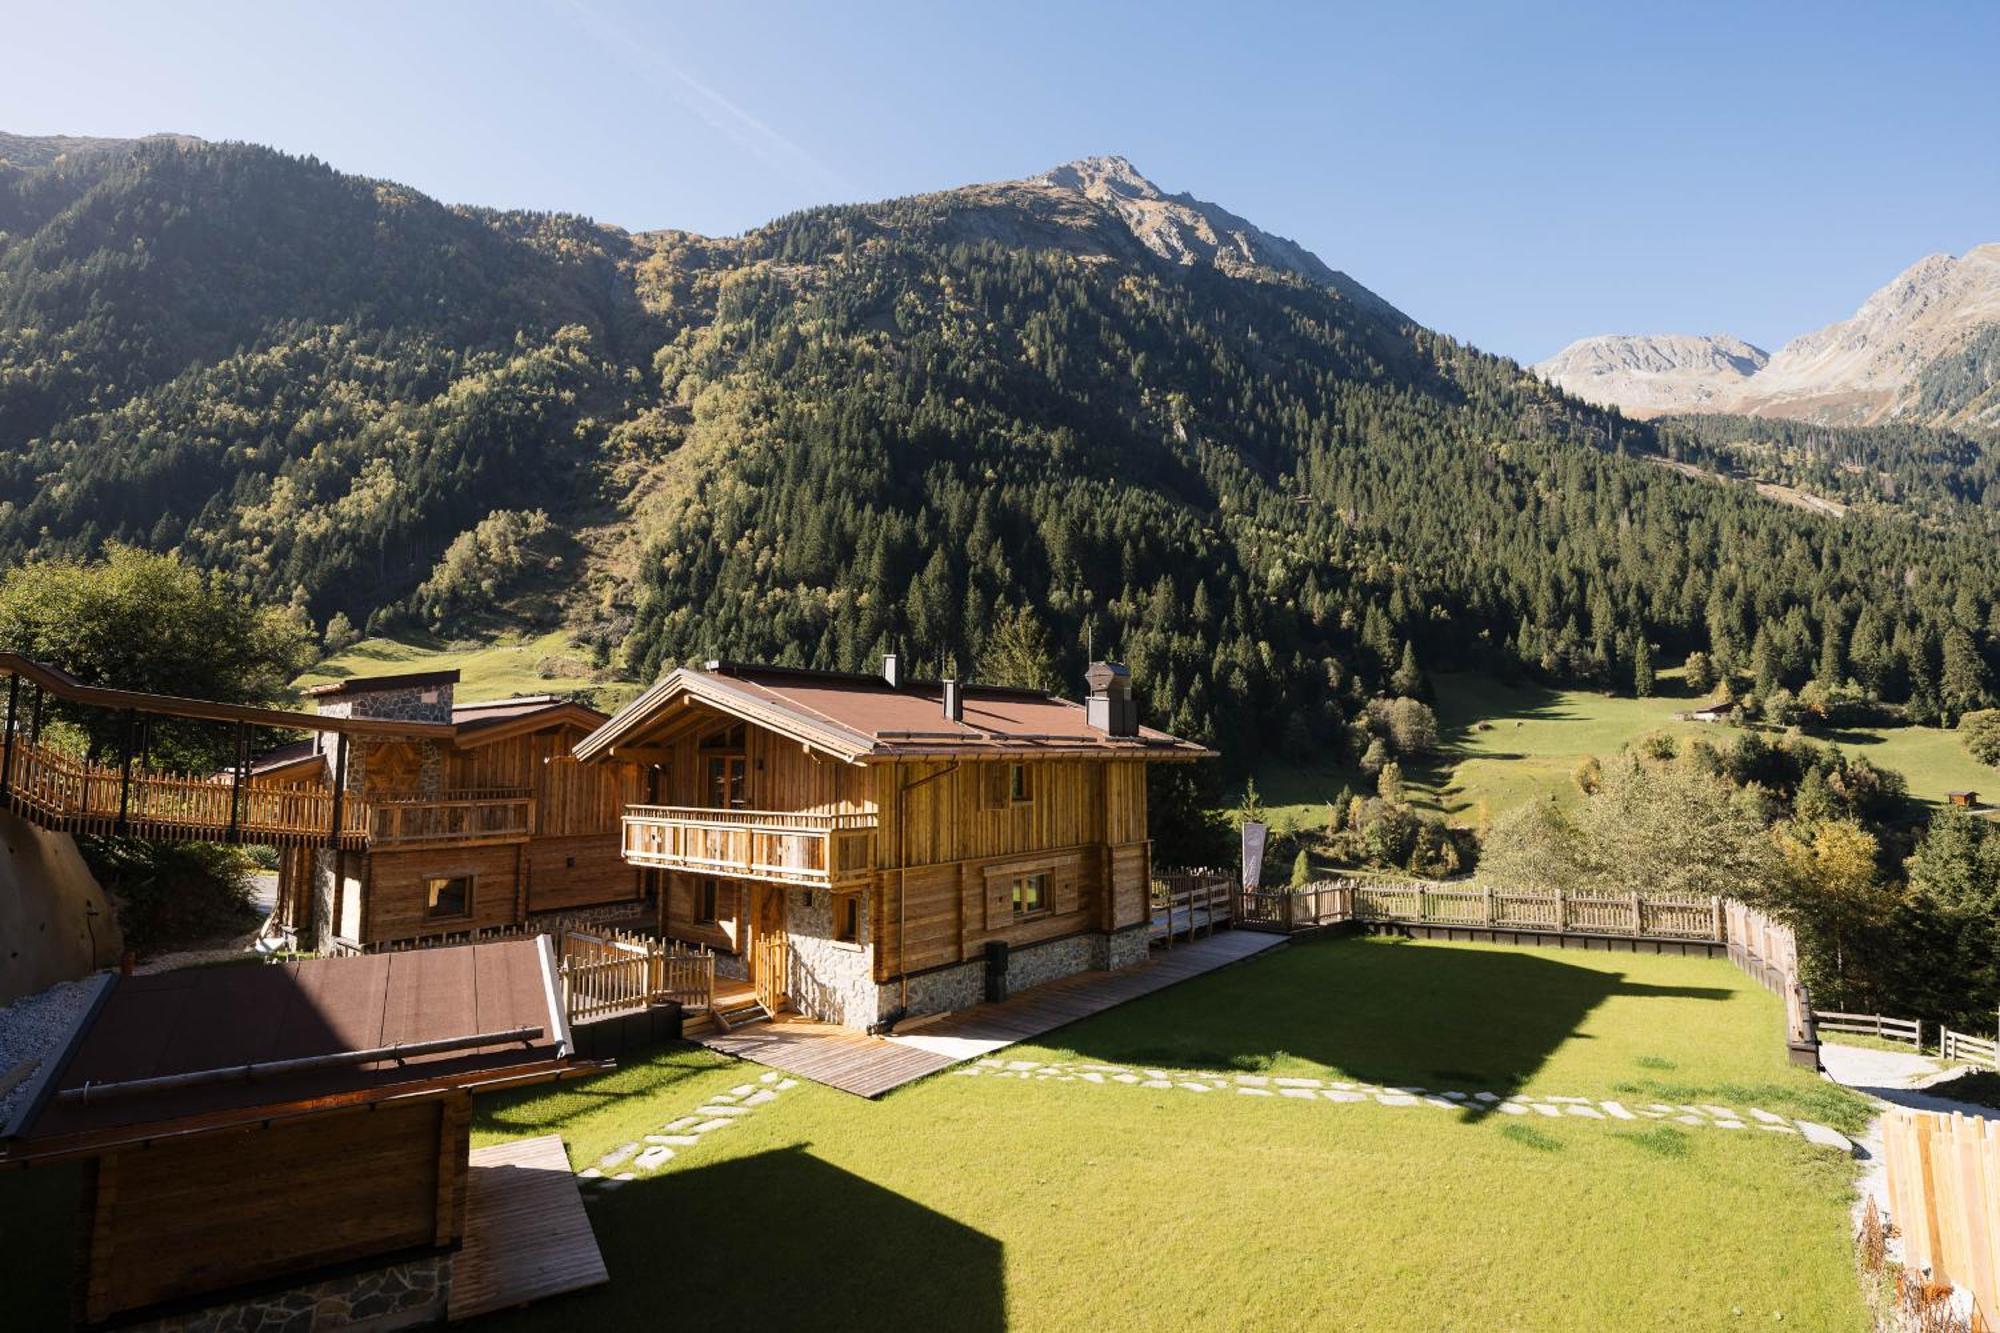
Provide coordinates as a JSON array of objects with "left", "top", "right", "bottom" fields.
[
  {"left": 448, "top": 1134, "right": 607, "bottom": 1322},
  {"left": 694, "top": 929, "right": 1287, "bottom": 1098}
]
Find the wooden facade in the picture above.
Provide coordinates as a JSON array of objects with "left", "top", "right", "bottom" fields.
[{"left": 579, "top": 660, "right": 1209, "bottom": 1024}]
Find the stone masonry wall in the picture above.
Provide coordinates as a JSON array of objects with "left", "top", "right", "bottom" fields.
[
  {"left": 316, "top": 685, "right": 453, "bottom": 797},
  {"left": 883, "top": 929, "right": 1140, "bottom": 1022},
  {"left": 123, "top": 1252, "right": 448, "bottom": 1333},
  {"left": 785, "top": 889, "right": 879, "bottom": 1028}
]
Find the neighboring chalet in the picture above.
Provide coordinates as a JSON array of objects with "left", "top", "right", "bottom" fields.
[
  {"left": 270, "top": 670, "right": 649, "bottom": 953},
  {"left": 574, "top": 656, "right": 1210, "bottom": 1030},
  {"left": 0, "top": 938, "right": 603, "bottom": 1328}
]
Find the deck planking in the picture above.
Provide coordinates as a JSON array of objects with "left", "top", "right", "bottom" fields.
[
  {"left": 694, "top": 929, "right": 1286, "bottom": 1098},
  {"left": 448, "top": 1134, "right": 607, "bottom": 1322}
]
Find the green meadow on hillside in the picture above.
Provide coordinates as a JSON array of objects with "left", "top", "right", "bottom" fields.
[
  {"left": 1251, "top": 671, "right": 1994, "bottom": 837},
  {"left": 295, "top": 630, "right": 641, "bottom": 710}
]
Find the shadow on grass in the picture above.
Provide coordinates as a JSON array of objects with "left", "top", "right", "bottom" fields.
[
  {"left": 1049, "top": 936, "right": 1731, "bottom": 1123},
  {"left": 480, "top": 1146, "right": 1004, "bottom": 1332}
]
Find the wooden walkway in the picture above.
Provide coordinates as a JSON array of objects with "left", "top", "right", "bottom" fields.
[
  {"left": 448, "top": 1134, "right": 608, "bottom": 1322},
  {"left": 694, "top": 929, "right": 1286, "bottom": 1098}
]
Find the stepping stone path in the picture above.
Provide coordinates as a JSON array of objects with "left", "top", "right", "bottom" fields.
[
  {"left": 949, "top": 1058, "right": 1857, "bottom": 1155},
  {"left": 579, "top": 1070, "right": 803, "bottom": 1197}
]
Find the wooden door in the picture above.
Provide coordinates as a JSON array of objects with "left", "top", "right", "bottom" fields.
[{"left": 750, "top": 884, "right": 788, "bottom": 1014}]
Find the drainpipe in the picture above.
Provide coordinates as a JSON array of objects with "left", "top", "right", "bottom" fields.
[{"left": 895, "top": 759, "right": 959, "bottom": 1011}]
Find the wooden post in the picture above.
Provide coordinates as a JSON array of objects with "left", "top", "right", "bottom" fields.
[
  {"left": 226, "top": 720, "right": 246, "bottom": 842},
  {"left": 116, "top": 709, "right": 136, "bottom": 833},
  {"left": 328, "top": 733, "right": 348, "bottom": 849},
  {"left": 28, "top": 681, "right": 43, "bottom": 748},
  {"left": 0, "top": 672, "right": 17, "bottom": 797},
  {"left": 1555, "top": 888, "right": 1567, "bottom": 934}
]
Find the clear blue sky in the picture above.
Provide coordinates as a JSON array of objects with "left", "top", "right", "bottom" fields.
[{"left": 6, "top": 1, "right": 1995, "bottom": 362}]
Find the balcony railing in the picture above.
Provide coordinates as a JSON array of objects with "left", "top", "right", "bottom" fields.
[
  {"left": 620, "top": 805, "right": 877, "bottom": 889},
  {"left": 367, "top": 788, "right": 535, "bottom": 848}
]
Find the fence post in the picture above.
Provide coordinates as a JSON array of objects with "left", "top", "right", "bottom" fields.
[
  {"left": 1629, "top": 890, "right": 1641, "bottom": 935},
  {"left": 1555, "top": 888, "right": 1567, "bottom": 934},
  {"left": 0, "top": 672, "right": 16, "bottom": 799}
]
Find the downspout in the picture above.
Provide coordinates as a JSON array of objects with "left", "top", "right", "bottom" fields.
[{"left": 895, "top": 759, "right": 959, "bottom": 1011}]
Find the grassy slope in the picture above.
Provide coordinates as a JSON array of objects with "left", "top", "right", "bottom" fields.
[
  {"left": 468, "top": 939, "right": 1867, "bottom": 1332},
  {"left": 293, "top": 629, "right": 642, "bottom": 709},
  {"left": 1254, "top": 671, "right": 1995, "bottom": 833}
]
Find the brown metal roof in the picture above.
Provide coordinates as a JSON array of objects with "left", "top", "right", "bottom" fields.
[
  {"left": 575, "top": 662, "right": 1211, "bottom": 763},
  {"left": 14, "top": 939, "right": 567, "bottom": 1148},
  {"left": 301, "top": 668, "right": 462, "bottom": 698}
]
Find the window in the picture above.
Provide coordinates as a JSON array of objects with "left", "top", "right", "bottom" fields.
[
  {"left": 705, "top": 755, "right": 747, "bottom": 810},
  {"left": 1011, "top": 871, "right": 1050, "bottom": 918},
  {"left": 425, "top": 875, "right": 472, "bottom": 920},
  {"left": 1009, "top": 763, "right": 1032, "bottom": 804},
  {"left": 699, "top": 723, "right": 746, "bottom": 750},
  {"left": 834, "top": 894, "right": 861, "bottom": 944},
  {"left": 982, "top": 763, "right": 1032, "bottom": 810},
  {"left": 697, "top": 878, "right": 721, "bottom": 925}
]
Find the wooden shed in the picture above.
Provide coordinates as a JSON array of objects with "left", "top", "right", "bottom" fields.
[
  {"left": 1947, "top": 790, "right": 1979, "bottom": 809},
  {"left": 0, "top": 939, "right": 601, "bottom": 1328}
]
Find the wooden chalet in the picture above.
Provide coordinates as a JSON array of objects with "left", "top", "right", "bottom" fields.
[
  {"left": 271, "top": 671, "right": 648, "bottom": 952},
  {"left": 0, "top": 656, "right": 650, "bottom": 956},
  {"left": 574, "top": 656, "right": 1210, "bottom": 1029},
  {"left": 0, "top": 938, "right": 603, "bottom": 1328}
]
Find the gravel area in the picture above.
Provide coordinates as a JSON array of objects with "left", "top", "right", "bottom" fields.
[{"left": 0, "top": 976, "right": 99, "bottom": 1129}]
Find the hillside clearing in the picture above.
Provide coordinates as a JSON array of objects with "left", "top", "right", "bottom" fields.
[{"left": 295, "top": 629, "right": 641, "bottom": 709}]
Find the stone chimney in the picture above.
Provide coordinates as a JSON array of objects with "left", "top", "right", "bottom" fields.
[
  {"left": 1084, "top": 661, "right": 1137, "bottom": 737},
  {"left": 943, "top": 678, "right": 963, "bottom": 723},
  {"left": 882, "top": 652, "right": 901, "bottom": 689},
  {"left": 301, "top": 670, "right": 459, "bottom": 795}
]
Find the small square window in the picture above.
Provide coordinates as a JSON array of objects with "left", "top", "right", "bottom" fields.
[
  {"left": 834, "top": 894, "right": 861, "bottom": 944},
  {"left": 425, "top": 875, "right": 472, "bottom": 920},
  {"left": 1011, "top": 872, "right": 1049, "bottom": 918},
  {"left": 697, "top": 878, "right": 720, "bottom": 925},
  {"left": 1009, "top": 764, "right": 1031, "bottom": 804}
]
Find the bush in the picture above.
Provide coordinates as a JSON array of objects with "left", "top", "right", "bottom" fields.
[
  {"left": 1961, "top": 709, "right": 2000, "bottom": 767},
  {"left": 82, "top": 838, "right": 258, "bottom": 957}
]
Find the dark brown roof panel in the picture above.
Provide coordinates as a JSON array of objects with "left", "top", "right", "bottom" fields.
[{"left": 301, "top": 669, "right": 461, "bottom": 699}]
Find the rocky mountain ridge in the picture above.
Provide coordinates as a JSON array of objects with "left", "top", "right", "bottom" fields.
[{"left": 1536, "top": 245, "right": 2000, "bottom": 432}]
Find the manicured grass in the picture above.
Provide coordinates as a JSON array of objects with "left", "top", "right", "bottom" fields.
[
  {"left": 1252, "top": 671, "right": 1995, "bottom": 832},
  {"left": 470, "top": 938, "right": 1869, "bottom": 1331},
  {"left": 294, "top": 629, "right": 641, "bottom": 708}
]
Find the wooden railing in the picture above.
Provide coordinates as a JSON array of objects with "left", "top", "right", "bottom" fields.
[
  {"left": 1882, "top": 1110, "right": 2000, "bottom": 1326},
  {"left": 1943, "top": 1028, "right": 2000, "bottom": 1070},
  {"left": 1814, "top": 1012, "right": 1924, "bottom": 1048},
  {"left": 1150, "top": 869, "right": 1234, "bottom": 945},
  {"left": 1236, "top": 882, "right": 1354, "bottom": 933},
  {"left": 620, "top": 805, "right": 878, "bottom": 889},
  {"left": 754, "top": 930, "right": 788, "bottom": 1015},
  {"left": 1347, "top": 882, "right": 1723, "bottom": 940},
  {"left": 2, "top": 736, "right": 369, "bottom": 847},
  {"left": 367, "top": 788, "right": 534, "bottom": 847},
  {"left": 558, "top": 927, "right": 715, "bottom": 1024}
]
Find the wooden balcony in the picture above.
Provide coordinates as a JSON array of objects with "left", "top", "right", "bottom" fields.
[
  {"left": 620, "top": 805, "right": 877, "bottom": 890},
  {"left": 367, "top": 789, "right": 536, "bottom": 849}
]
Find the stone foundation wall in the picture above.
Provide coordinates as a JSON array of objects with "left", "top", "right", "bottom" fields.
[
  {"left": 124, "top": 1252, "right": 448, "bottom": 1333},
  {"left": 784, "top": 890, "right": 879, "bottom": 1028},
  {"left": 884, "top": 929, "right": 1137, "bottom": 1022},
  {"left": 309, "top": 850, "right": 339, "bottom": 954}
]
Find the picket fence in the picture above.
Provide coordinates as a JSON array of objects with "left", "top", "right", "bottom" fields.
[{"left": 1882, "top": 1110, "right": 2000, "bottom": 1327}]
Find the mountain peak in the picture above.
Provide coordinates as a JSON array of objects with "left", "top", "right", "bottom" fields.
[
  {"left": 1034, "top": 155, "right": 1164, "bottom": 199},
  {"left": 1534, "top": 333, "right": 1770, "bottom": 417}
]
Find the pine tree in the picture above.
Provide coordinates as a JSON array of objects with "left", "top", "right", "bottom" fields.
[
  {"left": 1633, "top": 634, "right": 1655, "bottom": 697},
  {"left": 1391, "top": 642, "right": 1424, "bottom": 697}
]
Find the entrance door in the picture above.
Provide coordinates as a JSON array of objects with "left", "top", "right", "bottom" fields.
[{"left": 750, "top": 884, "right": 789, "bottom": 1014}]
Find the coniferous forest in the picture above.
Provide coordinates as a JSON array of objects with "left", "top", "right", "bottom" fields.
[{"left": 2, "top": 135, "right": 1997, "bottom": 768}]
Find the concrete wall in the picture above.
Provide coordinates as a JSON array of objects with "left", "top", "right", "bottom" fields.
[{"left": 0, "top": 808, "right": 123, "bottom": 1005}]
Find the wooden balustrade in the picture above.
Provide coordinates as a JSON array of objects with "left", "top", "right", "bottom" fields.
[
  {"left": 619, "top": 805, "right": 878, "bottom": 889},
  {"left": 559, "top": 927, "right": 714, "bottom": 1023},
  {"left": 367, "top": 789, "right": 534, "bottom": 848},
  {"left": 1341, "top": 882, "right": 1723, "bottom": 941}
]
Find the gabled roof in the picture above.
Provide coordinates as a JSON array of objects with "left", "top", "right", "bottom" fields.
[
  {"left": 574, "top": 662, "right": 1211, "bottom": 764},
  {"left": 449, "top": 696, "right": 607, "bottom": 748},
  {"left": 5, "top": 938, "right": 572, "bottom": 1158}
]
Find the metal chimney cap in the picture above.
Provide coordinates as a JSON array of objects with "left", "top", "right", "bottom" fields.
[{"left": 1085, "top": 661, "right": 1130, "bottom": 691}]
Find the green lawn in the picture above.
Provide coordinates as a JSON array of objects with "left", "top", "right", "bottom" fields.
[
  {"left": 294, "top": 629, "right": 642, "bottom": 709},
  {"left": 1253, "top": 671, "right": 1995, "bottom": 833},
  {"left": 466, "top": 937, "right": 1869, "bottom": 1331}
]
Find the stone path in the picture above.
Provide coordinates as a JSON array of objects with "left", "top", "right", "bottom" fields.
[
  {"left": 952, "top": 1057, "right": 1856, "bottom": 1153},
  {"left": 573, "top": 1069, "right": 801, "bottom": 1194}
]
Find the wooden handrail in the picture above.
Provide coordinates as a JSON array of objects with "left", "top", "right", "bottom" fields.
[
  {"left": 623, "top": 804, "right": 878, "bottom": 832},
  {"left": 0, "top": 652, "right": 453, "bottom": 738}
]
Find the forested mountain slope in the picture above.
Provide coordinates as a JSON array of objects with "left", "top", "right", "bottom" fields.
[{"left": 1, "top": 134, "right": 1995, "bottom": 760}]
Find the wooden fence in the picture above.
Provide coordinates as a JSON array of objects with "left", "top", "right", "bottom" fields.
[
  {"left": 558, "top": 927, "right": 714, "bottom": 1025},
  {"left": 1150, "top": 868, "right": 1235, "bottom": 944},
  {"left": 1882, "top": 1110, "right": 2000, "bottom": 1326},
  {"left": 1344, "top": 882, "right": 1722, "bottom": 940},
  {"left": 1944, "top": 1028, "right": 2000, "bottom": 1071},
  {"left": 1813, "top": 1012, "right": 1924, "bottom": 1048}
]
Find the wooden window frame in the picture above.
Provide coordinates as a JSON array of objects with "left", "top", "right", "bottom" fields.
[
  {"left": 696, "top": 877, "right": 721, "bottom": 925},
  {"left": 1011, "top": 870, "right": 1051, "bottom": 920},
  {"left": 1008, "top": 762, "right": 1033, "bottom": 805},
  {"left": 424, "top": 873, "right": 474, "bottom": 922},
  {"left": 833, "top": 892, "right": 862, "bottom": 945}
]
